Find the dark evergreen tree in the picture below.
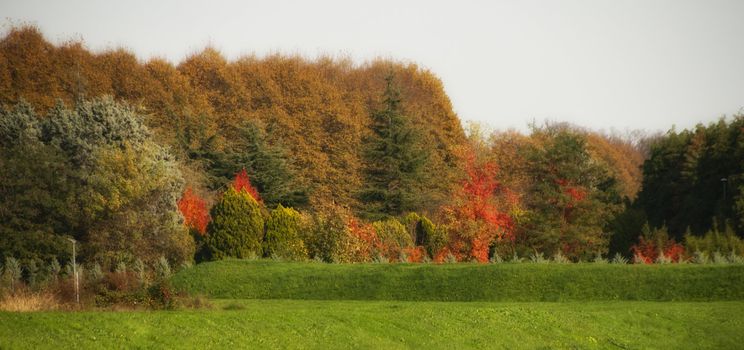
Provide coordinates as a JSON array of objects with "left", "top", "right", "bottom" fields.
[
  {"left": 358, "top": 75, "right": 430, "bottom": 219},
  {"left": 183, "top": 120, "right": 308, "bottom": 208},
  {"left": 636, "top": 115, "right": 744, "bottom": 239}
]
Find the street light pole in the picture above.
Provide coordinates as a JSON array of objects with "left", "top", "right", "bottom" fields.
[{"left": 67, "top": 238, "right": 79, "bottom": 305}]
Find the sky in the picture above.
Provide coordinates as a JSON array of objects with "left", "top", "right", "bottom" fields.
[{"left": 2, "top": 0, "right": 743, "bottom": 133}]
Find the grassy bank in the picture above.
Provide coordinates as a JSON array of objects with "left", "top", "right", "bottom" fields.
[
  {"left": 1, "top": 300, "right": 742, "bottom": 349},
  {"left": 171, "top": 260, "right": 744, "bottom": 301}
]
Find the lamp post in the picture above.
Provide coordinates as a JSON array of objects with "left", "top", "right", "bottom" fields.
[{"left": 67, "top": 238, "right": 79, "bottom": 305}]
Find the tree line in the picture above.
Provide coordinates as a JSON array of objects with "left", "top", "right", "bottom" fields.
[{"left": 1, "top": 25, "right": 743, "bottom": 271}]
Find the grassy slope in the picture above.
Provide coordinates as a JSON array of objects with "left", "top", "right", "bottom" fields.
[
  {"left": 1, "top": 300, "right": 743, "bottom": 349},
  {"left": 171, "top": 260, "right": 744, "bottom": 301}
]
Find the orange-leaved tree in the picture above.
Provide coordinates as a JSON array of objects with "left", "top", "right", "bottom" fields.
[{"left": 177, "top": 187, "right": 210, "bottom": 235}]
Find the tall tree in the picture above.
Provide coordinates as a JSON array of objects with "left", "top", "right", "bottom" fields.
[
  {"left": 0, "top": 98, "right": 193, "bottom": 265},
  {"left": 358, "top": 75, "right": 430, "bottom": 219},
  {"left": 519, "top": 127, "right": 622, "bottom": 260}
]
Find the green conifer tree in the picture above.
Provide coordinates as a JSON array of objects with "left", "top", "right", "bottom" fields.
[
  {"left": 263, "top": 204, "right": 307, "bottom": 260},
  {"left": 359, "top": 74, "right": 430, "bottom": 219},
  {"left": 205, "top": 187, "right": 264, "bottom": 260}
]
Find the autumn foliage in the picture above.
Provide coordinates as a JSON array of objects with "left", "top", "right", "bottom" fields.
[
  {"left": 3, "top": 26, "right": 725, "bottom": 266},
  {"left": 440, "top": 148, "right": 515, "bottom": 262},
  {"left": 232, "top": 168, "right": 261, "bottom": 202},
  {"left": 177, "top": 187, "right": 210, "bottom": 235},
  {"left": 631, "top": 236, "right": 686, "bottom": 263}
]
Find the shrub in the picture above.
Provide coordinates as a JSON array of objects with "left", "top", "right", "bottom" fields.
[
  {"left": 24, "top": 260, "right": 39, "bottom": 287},
  {"left": 115, "top": 261, "right": 127, "bottom": 273},
  {"left": 90, "top": 263, "right": 104, "bottom": 282},
  {"left": 656, "top": 253, "right": 672, "bottom": 264},
  {"left": 133, "top": 259, "right": 146, "bottom": 286},
  {"left": 685, "top": 223, "right": 744, "bottom": 256},
  {"left": 713, "top": 251, "right": 729, "bottom": 264},
  {"left": 263, "top": 205, "right": 308, "bottom": 261},
  {"left": 552, "top": 252, "right": 570, "bottom": 264},
  {"left": 593, "top": 254, "right": 608, "bottom": 264},
  {"left": 372, "top": 254, "right": 389, "bottom": 264},
  {"left": 728, "top": 252, "right": 744, "bottom": 264},
  {"left": 631, "top": 224, "right": 685, "bottom": 263},
  {"left": 304, "top": 210, "right": 356, "bottom": 263},
  {"left": 611, "top": 252, "right": 628, "bottom": 264},
  {"left": 529, "top": 251, "right": 548, "bottom": 264},
  {"left": 347, "top": 218, "right": 377, "bottom": 262},
  {"left": 692, "top": 250, "right": 710, "bottom": 264},
  {"left": 205, "top": 187, "right": 264, "bottom": 260},
  {"left": 417, "top": 216, "right": 448, "bottom": 259},
  {"left": 48, "top": 258, "right": 61, "bottom": 282},
  {"left": 403, "top": 246, "right": 425, "bottom": 263},
  {"left": 444, "top": 253, "right": 458, "bottom": 264},
  {"left": 372, "top": 218, "right": 413, "bottom": 260},
  {"left": 3, "top": 257, "right": 22, "bottom": 291},
  {"left": 154, "top": 257, "right": 172, "bottom": 281}
]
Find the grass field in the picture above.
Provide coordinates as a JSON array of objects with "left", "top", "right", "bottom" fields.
[
  {"left": 171, "top": 260, "right": 744, "bottom": 301},
  {"left": 2, "top": 260, "right": 744, "bottom": 349},
  {"left": 1, "top": 300, "right": 743, "bottom": 349}
]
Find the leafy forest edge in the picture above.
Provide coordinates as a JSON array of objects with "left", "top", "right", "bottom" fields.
[{"left": 2, "top": 26, "right": 744, "bottom": 310}]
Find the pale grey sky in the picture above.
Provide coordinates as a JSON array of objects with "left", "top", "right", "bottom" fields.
[{"left": 2, "top": 0, "right": 743, "bottom": 133}]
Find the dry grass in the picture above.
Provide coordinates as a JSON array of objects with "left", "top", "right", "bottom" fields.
[{"left": 0, "top": 291, "right": 60, "bottom": 312}]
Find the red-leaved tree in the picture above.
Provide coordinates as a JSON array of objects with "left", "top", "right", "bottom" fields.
[
  {"left": 440, "top": 148, "right": 515, "bottom": 263},
  {"left": 232, "top": 168, "right": 261, "bottom": 202},
  {"left": 177, "top": 187, "right": 210, "bottom": 235}
]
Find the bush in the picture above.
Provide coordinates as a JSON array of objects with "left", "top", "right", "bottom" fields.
[
  {"left": 303, "top": 211, "right": 357, "bottom": 263},
  {"left": 416, "top": 216, "right": 448, "bottom": 259},
  {"left": 154, "top": 257, "right": 172, "bottom": 281},
  {"left": 611, "top": 253, "right": 628, "bottom": 264},
  {"left": 372, "top": 218, "right": 413, "bottom": 260},
  {"left": 3, "top": 257, "right": 22, "bottom": 291},
  {"left": 263, "top": 205, "right": 308, "bottom": 261},
  {"left": 685, "top": 223, "right": 744, "bottom": 256},
  {"left": 205, "top": 187, "right": 264, "bottom": 260},
  {"left": 0, "top": 98, "right": 194, "bottom": 266}
]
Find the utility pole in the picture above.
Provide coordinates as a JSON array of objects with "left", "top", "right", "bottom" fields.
[{"left": 67, "top": 238, "right": 79, "bottom": 305}]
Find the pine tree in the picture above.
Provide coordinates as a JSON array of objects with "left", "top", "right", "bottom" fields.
[
  {"left": 198, "top": 121, "right": 308, "bottom": 208},
  {"left": 359, "top": 74, "right": 430, "bottom": 219},
  {"left": 204, "top": 187, "right": 264, "bottom": 260}
]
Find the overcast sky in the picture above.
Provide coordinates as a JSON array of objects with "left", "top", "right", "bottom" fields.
[{"left": 2, "top": 0, "right": 743, "bottom": 133}]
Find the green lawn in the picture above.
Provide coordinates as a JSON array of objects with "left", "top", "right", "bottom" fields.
[
  {"left": 172, "top": 260, "right": 744, "bottom": 301},
  {"left": 1, "top": 300, "right": 743, "bottom": 349},
  {"left": 3, "top": 261, "right": 743, "bottom": 349}
]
